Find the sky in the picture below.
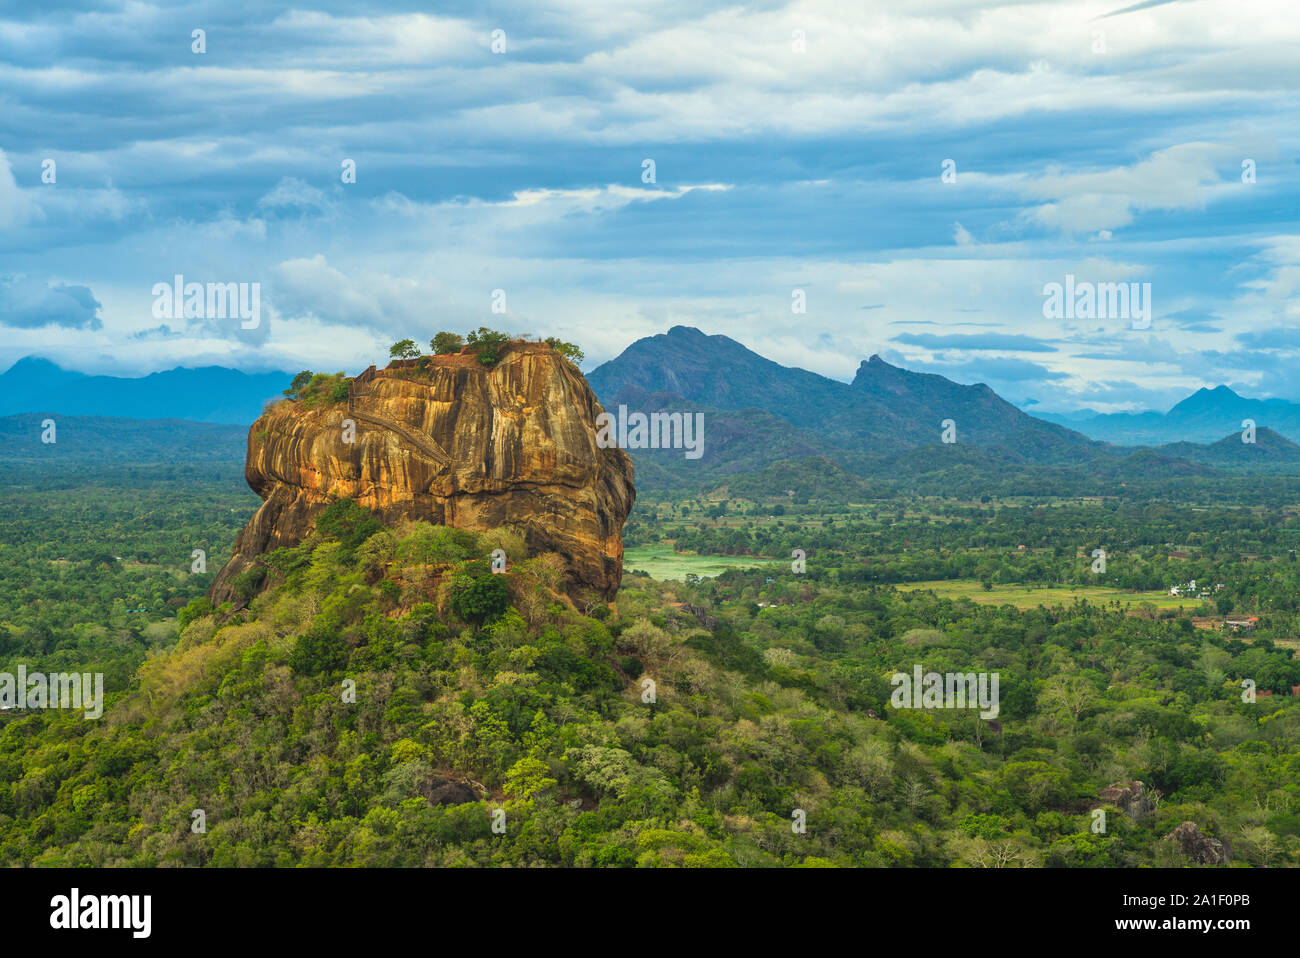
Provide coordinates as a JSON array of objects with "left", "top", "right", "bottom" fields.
[{"left": 0, "top": 0, "right": 1296, "bottom": 414}]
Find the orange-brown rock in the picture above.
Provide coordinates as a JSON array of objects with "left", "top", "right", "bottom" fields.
[{"left": 209, "top": 343, "right": 634, "bottom": 605}]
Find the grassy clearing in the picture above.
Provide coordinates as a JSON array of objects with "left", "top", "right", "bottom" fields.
[
  {"left": 623, "top": 544, "right": 774, "bottom": 581},
  {"left": 897, "top": 579, "right": 1198, "bottom": 611}
]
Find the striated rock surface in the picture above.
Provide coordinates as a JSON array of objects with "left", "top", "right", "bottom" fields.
[{"left": 210, "top": 343, "right": 634, "bottom": 605}]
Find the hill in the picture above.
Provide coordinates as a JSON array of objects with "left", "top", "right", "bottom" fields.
[
  {"left": 1157, "top": 426, "right": 1300, "bottom": 470},
  {"left": 1039, "top": 385, "right": 1300, "bottom": 446}
]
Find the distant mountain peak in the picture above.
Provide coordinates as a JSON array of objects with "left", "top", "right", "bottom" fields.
[
  {"left": 1170, "top": 383, "right": 1251, "bottom": 417},
  {"left": 3, "top": 355, "right": 64, "bottom": 374},
  {"left": 665, "top": 325, "right": 710, "bottom": 340},
  {"left": 1188, "top": 384, "right": 1242, "bottom": 402}
]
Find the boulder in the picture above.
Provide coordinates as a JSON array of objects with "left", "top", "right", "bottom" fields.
[
  {"left": 1097, "top": 780, "right": 1154, "bottom": 821},
  {"left": 1163, "top": 821, "right": 1232, "bottom": 865}
]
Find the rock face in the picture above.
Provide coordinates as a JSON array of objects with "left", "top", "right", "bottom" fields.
[
  {"left": 209, "top": 343, "right": 634, "bottom": 605},
  {"left": 1097, "top": 781, "right": 1154, "bottom": 821},
  {"left": 423, "top": 777, "right": 480, "bottom": 806},
  {"left": 1163, "top": 822, "right": 1233, "bottom": 865}
]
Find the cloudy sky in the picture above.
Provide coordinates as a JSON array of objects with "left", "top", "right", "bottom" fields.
[{"left": 0, "top": 0, "right": 1296, "bottom": 413}]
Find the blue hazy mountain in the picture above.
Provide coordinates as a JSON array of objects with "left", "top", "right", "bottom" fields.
[
  {"left": 1037, "top": 385, "right": 1300, "bottom": 445},
  {"left": 9, "top": 335, "right": 1298, "bottom": 493},
  {"left": 0, "top": 357, "right": 293, "bottom": 424}
]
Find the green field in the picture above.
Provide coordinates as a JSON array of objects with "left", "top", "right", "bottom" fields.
[
  {"left": 898, "top": 579, "right": 1200, "bottom": 611},
  {"left": 622, "top": 544, "right": 775, "bottom": 581}
]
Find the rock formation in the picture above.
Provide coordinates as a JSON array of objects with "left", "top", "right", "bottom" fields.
[
  {"left": 209, "top": 342, "right": 634, "bottom": 605},
  {"left": 1097, "top": 781, "right": 1154, "bottom": 821},
  {"left": 1163, "top": 821, "right": 1233, "bottom": 865}
]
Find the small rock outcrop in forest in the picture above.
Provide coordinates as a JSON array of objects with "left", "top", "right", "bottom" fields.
[
  {"left": 209, "top": 342, "right": 634, "bottom": 605},
  {"left": 1163, "top": 821, "right": 1233, "bottom": 865},
  {"left": 1097, "top": 781, "right": 1154, "bottom": 821}
]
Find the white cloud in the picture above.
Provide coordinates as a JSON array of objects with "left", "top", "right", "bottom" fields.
[
  {"left": 0, "top": 150, "right": 42, "bottom": 230},
  {"left": 1015, "top": 143, "right": 1240, "bottom": 234}
]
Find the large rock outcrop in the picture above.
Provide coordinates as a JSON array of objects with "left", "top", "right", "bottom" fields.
[{"left": 210, "top": 343, "right": 634, "bottom": 605}]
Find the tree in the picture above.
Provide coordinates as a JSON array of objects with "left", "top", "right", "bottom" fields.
[
  {"left": 503, "top": 756, "right": 557, "bottom": 800},
  {"left": 231, "top": 565, "right": 266, "bottom": 601},
  {"left": 176, "top": 596, "right": 212, "bottom": 630},
  {"left": 284, "top": 370, "right": 312, "bottom": 397},
  {"left": 316, "top": 499, "right": 383, "bottom": 555},
  {"left": 1041, "top": 673, "right": 1097, "bottom": 725},
  {"left": 289, "top": 626, "right": 349, "bottom": 675},
  {"left": 431, "top": 332, "right": 464, "bottom": 355},
  {"left": 449, "top": 570, "right": 510, "bottom": 624},
  {"left": 389, "top": 339, "right": 420, "bottom": 360},
  {"left": 465, "top": 327, "right": 510, "bottom": 366},
  {"left": 544, "top": 337, "right": 584, "bottom": 364},
  {"left": 284, "top": 371, "right": 348, "bottom": 408}
]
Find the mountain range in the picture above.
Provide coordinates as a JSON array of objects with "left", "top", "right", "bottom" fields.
[
  {"left": 5, "top": 329, "right": 1299, "bottom": 497},
  {"left": 0, "top": 357, "right": 291, "bottom": 424},
  {"left": 585, "top": 326, "right": 1300, "bottom": 493},
  {"left": 1037, "top": 385, "right": 1300, "bottom": 445}
]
